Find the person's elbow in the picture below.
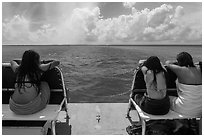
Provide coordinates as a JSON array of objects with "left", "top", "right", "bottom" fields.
[{"left": 10, "top": 60, "right": 15, "bottom": 65}]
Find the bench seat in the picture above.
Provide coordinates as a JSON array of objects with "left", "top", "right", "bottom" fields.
[
  {"left": 2, "top": 104, "right": 61, "bottom": 121},
  {"left": 129, "top": 98, "right": 201, "bottom": 135}
]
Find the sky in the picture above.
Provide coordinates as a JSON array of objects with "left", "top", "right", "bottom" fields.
[{"left": 2, "top": 2, "right": 202, "bottom": 45}]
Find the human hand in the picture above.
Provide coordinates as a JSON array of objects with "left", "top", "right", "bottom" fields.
[
  {"left": 52, "top": 61, "right": 60, "bottom": 67},
  {"left": 165, "top": 60, "right": 171, "bottom": 65}
]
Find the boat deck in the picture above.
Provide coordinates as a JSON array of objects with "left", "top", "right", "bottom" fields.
[{"left": 58, "top": 103, "right": 139, "bottom": 135}]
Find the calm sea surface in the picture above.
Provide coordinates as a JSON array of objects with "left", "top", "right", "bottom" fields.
[{"left": 2, "top": 45, "right": 202, "bottom": 103}]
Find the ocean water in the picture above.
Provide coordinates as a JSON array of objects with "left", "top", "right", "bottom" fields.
[{"left": 2, "top": 45, "right": 202, "bottom": 103}]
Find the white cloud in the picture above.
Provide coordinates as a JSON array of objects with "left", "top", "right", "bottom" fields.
[
  {"left": 147, "top": 4, "right": 173, "bottom": 28},
  {"left": 174, "top": 6, "right": 184, "bottom": 18},
  {"left": 123, "top": 2, "right": 136, "bottom": 9},
  {"left": 3, "top": 15, "right": 31, "bottom": 43},
  {"left": 54, "top": 7, "right": 101, "bottom": 44},
  {"left": 2, "top": 4, "right": 202, "bottom": 45}
]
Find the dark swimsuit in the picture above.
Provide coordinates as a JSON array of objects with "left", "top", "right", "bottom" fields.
[
  {"left": 135, "top": 94, "right": 170, "bottom": 115},
  {"left": 15, "top": 80, "right": 40, "bottom": 94}
]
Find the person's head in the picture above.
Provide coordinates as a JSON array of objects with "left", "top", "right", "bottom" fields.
[
  {"left": 143, "top": 56, "right": 164, "bottom": 74},
  {"left": 16, "top": 50, "right": 41, "bottom": 90},
  {"left": 21, "top": 50, "right": 40, "bottom": 70},
  {"left": 176, "top": 52, "right": 195, "bottom": 67}
]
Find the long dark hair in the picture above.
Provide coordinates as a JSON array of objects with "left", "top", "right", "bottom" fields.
[
  {"left": 16, "top": 50, "right": 41, "bottom": 93},
  {"left": 176, "top": 52, "right": 195, "bottom": 67},
  {"left": 143, "top": 56, "right": 166, "bottom": 82}
]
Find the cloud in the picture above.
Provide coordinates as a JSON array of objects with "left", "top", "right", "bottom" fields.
[
  {"left": 3, "top": 15, "right": 58, "bottom": 44},
  {"left": 123, "top": 2, "right": 136, "bottom": 9},
  {"left": 3, "top": 15, "right": 31, "bottom": 43},
  {"left": 2, "top": 4, "right": 202, "bottom": 45},
  {"left": 174, "top": 6, "right": 184, "bottom": 18}
]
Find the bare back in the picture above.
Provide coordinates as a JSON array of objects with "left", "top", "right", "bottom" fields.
[
  {"left": 142, "top": 66, "right": 167, "bottom": 99},
  {"left": 174, "top": 66, "right": 201, "bottom": 85}
]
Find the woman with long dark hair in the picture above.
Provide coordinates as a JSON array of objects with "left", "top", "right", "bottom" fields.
[
  {"left": 9, "top": 50, "right": 60, "bottom": 115},
  {"left": 134, "top": 56, "right": 170, "bottom": 115}
]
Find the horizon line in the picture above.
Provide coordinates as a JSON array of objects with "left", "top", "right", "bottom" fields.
[{"left": 2, "top": 44, "right": 202, "bottom": 46}]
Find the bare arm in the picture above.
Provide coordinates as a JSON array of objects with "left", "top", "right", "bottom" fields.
[
  {"left": 165, "top": 60, "right": 182, "bottom": 76},
  {"left": 40, "top": 60, "right": 60, "bottom": 71},
  {"left": 165, "top": 60, "right": 177, "bottom": 64},
  {"left": 141, "top": 66, "right": 148, "bottom": 75},
  {"left": 141, "top": 66, "right": 150, "bottom": 84},
  {"left": 10, "top": 60, "right": 19, "bottom": 73}
]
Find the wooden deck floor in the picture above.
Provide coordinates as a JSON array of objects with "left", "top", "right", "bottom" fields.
[{"left": 63, "top": 103, "right": 139, "bottom": 135}]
